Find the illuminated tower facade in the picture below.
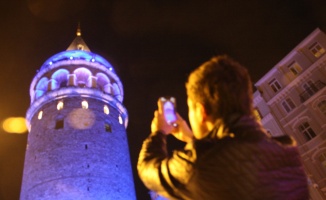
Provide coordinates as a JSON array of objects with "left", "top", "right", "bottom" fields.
[{"left": 20, "top": 28, "right": 136, "bottom": 200}]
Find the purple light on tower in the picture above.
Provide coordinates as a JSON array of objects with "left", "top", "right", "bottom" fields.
[{"left": 20, "top": 27, "right": 136, "bottom": 200}]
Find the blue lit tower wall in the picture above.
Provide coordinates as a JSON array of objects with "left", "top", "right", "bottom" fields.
[{"left": 20, "top": 33, "right": 136, "bottom": 199}]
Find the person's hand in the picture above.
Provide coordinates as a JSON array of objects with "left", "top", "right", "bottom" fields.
[
  {"left": 170, "top": 113, "right": 194, "bottom": 143},
  {"left": 150, "top": 99, "right": 194, "bottom": 143},
  {"left": 151, "top": 110, "right": 174, "bottom": 134},
  {"left": 150, "top": 100, "right": 174, "bottom": 134}
]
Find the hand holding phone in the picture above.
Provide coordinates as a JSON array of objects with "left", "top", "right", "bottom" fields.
[{"left": 160, "top": 97, "right": 177, "bottom": 126}]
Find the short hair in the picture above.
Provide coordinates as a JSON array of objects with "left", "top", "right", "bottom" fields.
[{"left": 186, "top": 55, "right": 254, "bottom": 123}]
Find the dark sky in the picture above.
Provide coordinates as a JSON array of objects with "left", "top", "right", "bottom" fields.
[{"left": 0, "top": 0, "right": 325, "bottom": 199}]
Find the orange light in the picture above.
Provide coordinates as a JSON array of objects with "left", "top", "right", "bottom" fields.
[{"left": 2, "top": 117, "right": 27, "bottom": 134}]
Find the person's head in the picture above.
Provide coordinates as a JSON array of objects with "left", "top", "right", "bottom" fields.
[{"left": 186, "top": 55, "right": 254, "bottom": 138}]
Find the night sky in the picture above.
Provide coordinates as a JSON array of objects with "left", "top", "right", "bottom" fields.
[{"left": 0, "top": 0, "right": 325, "bottom": 199}]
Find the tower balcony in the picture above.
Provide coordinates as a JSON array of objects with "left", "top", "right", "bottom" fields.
[{"left": 30, "top": 50, "right": 124, "bottom": 104}]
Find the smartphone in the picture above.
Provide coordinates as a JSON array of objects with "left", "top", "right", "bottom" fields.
[{"left": 160, "top": 97, "right": 177, "bottom": 126}]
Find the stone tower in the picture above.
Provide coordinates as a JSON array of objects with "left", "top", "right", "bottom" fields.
[{"left": 20, "top": 28, "right": 136, "bottom": 200}]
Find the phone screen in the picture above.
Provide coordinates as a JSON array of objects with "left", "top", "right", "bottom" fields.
[{"left": 162, "top": 99, "right": 177, "bottom": 124}]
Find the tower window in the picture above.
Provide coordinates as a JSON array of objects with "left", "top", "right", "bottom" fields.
[
  {"left": 104, "top": 105, "right": 110, "bottom": 115},
  {"left": 55, "top": 119, "right": 64, "bottom": 129},
  {"left": 57, "top": 101, "right": 64, "bottom": 110},
  {"left": 38, "top": 111, "right": 43, "bottom": 120},
  {"left": 119, "top": 115, "right": 123, "bottom": 125},
  {"left": 105, "top": 123, "right": 112, "bottom": 133},
  {"left": 269, "top": 78, "right": 282, "bottom": 93},
  {"left": 77, "top": 44, "right": 84, "bottom": 50},
  {"left": 82, "top": 100, "right": 88, "bottom": 109}
]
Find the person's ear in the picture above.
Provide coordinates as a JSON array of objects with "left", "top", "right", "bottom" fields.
[{"left": 195, "top": 102, "right": 208, "bottom": 123}]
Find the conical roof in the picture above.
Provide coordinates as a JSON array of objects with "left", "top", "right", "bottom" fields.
[
  {"left": 39, "top": 25, "right": 115, "bottom": 72},
  {"left": 66, "top": 24, "right": 91, "bottom": 51}
]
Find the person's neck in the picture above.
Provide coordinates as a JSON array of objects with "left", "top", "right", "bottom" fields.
[{"left": 200, "top": 117, "right": 221, "bottom": 138}]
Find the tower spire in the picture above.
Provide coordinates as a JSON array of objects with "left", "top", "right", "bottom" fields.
[
  {"left": 76, "top": 22, "right": 81, "bottom": 36},
  {"left": 67, "top": 22, "right": 90, "bottom": 51}
]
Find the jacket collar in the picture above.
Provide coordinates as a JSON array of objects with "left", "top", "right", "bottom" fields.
[{"left": 205, "top": 115, "right": 264, "bottom": 140}]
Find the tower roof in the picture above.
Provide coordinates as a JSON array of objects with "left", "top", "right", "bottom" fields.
[
  {"left": 66, "top": 24, "right": 91, "bottom": 51},
  {"left": 39, "top": 25, "right": 115, "bottom": 72},
  {"left": 27, "top": 26, "right": 127, "bottom": 129}
]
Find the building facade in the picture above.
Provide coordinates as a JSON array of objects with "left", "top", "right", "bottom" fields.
[
  {"left": 254, "top": 28, "right": 326, "bottom": 199},
  {"left": 20, "top": 28, "right": 136, "bottom": 199}
]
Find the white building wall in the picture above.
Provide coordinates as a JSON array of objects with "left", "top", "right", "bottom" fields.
[{"left": 254, "top": 28, "right": 326, "bottom": 199}]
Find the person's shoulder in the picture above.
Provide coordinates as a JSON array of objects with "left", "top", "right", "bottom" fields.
[{"left": 271, "top": 135, "right": 296, "bottom": 146}]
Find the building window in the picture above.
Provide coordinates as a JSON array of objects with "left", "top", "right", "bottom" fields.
[
  {"left": 303, "top": 81, "right": 318, "bottom": 96},
  {"left": 77, "top": 44, "right": 84, "bottom": 50},
  {"left": 318, "top": 152, "right": 326, "bottom": 162},
  {"left": 82, "top": 100, "right": 88, "bottom": 109},
  {"left": 269, "top": 79, "right": 282, "bottom": 93},
  {"left": 281, "top": 98, "right": 296, "bottom": 113},
  {"left": 318, "top": 100, "right": 326, "bottom": 116},
  {"left": 288, "top": 62, "right": 302, "bottom": 76},
  {"left": 298, "top": 122, "right": 316, "bottom": 141},
  {"left": 104, "top": 105, "right": 109, "bottom": 115},
  {"left": 105, "top": 123, "right": 112, "bottom": 132},
  {"left": 57, "top": 101, "right": 64, "bottom": 110},
  {"left": 253, "top": 108, "right": 262, "bottom": 121},
  {"left": 55, "top": 119, "right": 64, "bottom": 129},
  {"left": 318, "top": 152, "right": 326, "bottom": 168},
  {"left": 309, "top": 42, "right": 325, "bottom": 58}
]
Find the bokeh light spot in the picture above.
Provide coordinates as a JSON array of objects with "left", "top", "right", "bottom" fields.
[{"left": 2, "top": 117, "right": 27, "bottom": 134}]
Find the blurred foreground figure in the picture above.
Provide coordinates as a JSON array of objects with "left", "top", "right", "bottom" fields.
[{"left": 138, "top": 55, "right": 309, "bottom": 200}]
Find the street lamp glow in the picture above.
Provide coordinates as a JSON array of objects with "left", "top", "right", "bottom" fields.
[{"left": 2, "top": 117, "right": 27, "bottom": 134}]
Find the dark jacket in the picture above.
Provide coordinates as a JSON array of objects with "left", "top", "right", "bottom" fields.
[{"left": 137, "top": 116, "right": 309, "bottom": 200}]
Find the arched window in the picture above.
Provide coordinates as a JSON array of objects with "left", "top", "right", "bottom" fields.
[
  {"left": 74, "top": 68, "right": 92, "bottom": 88},
  {"left": 318, "top": 100, "right": 326, "bottom": 116},
  {"left": 87, "top": 76, "right": 97, "bottom": 88},
  {"left": 36, "top": 77, "right": 48, "bottom": 91},
  {"left": 96, "top": 73, "right": 111, "bottom": 93},
  {"left": 47, "top": 79, "right": 58, "bottom": 91},
  {"left": 52, "top": 69, "right": 69, "bottom": 88},
  {"left": 112, "top": 83, "right": 122, "bottom": 102},
  {"left": 35, "top": 77, "right": 49, "bottom": 99}
]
